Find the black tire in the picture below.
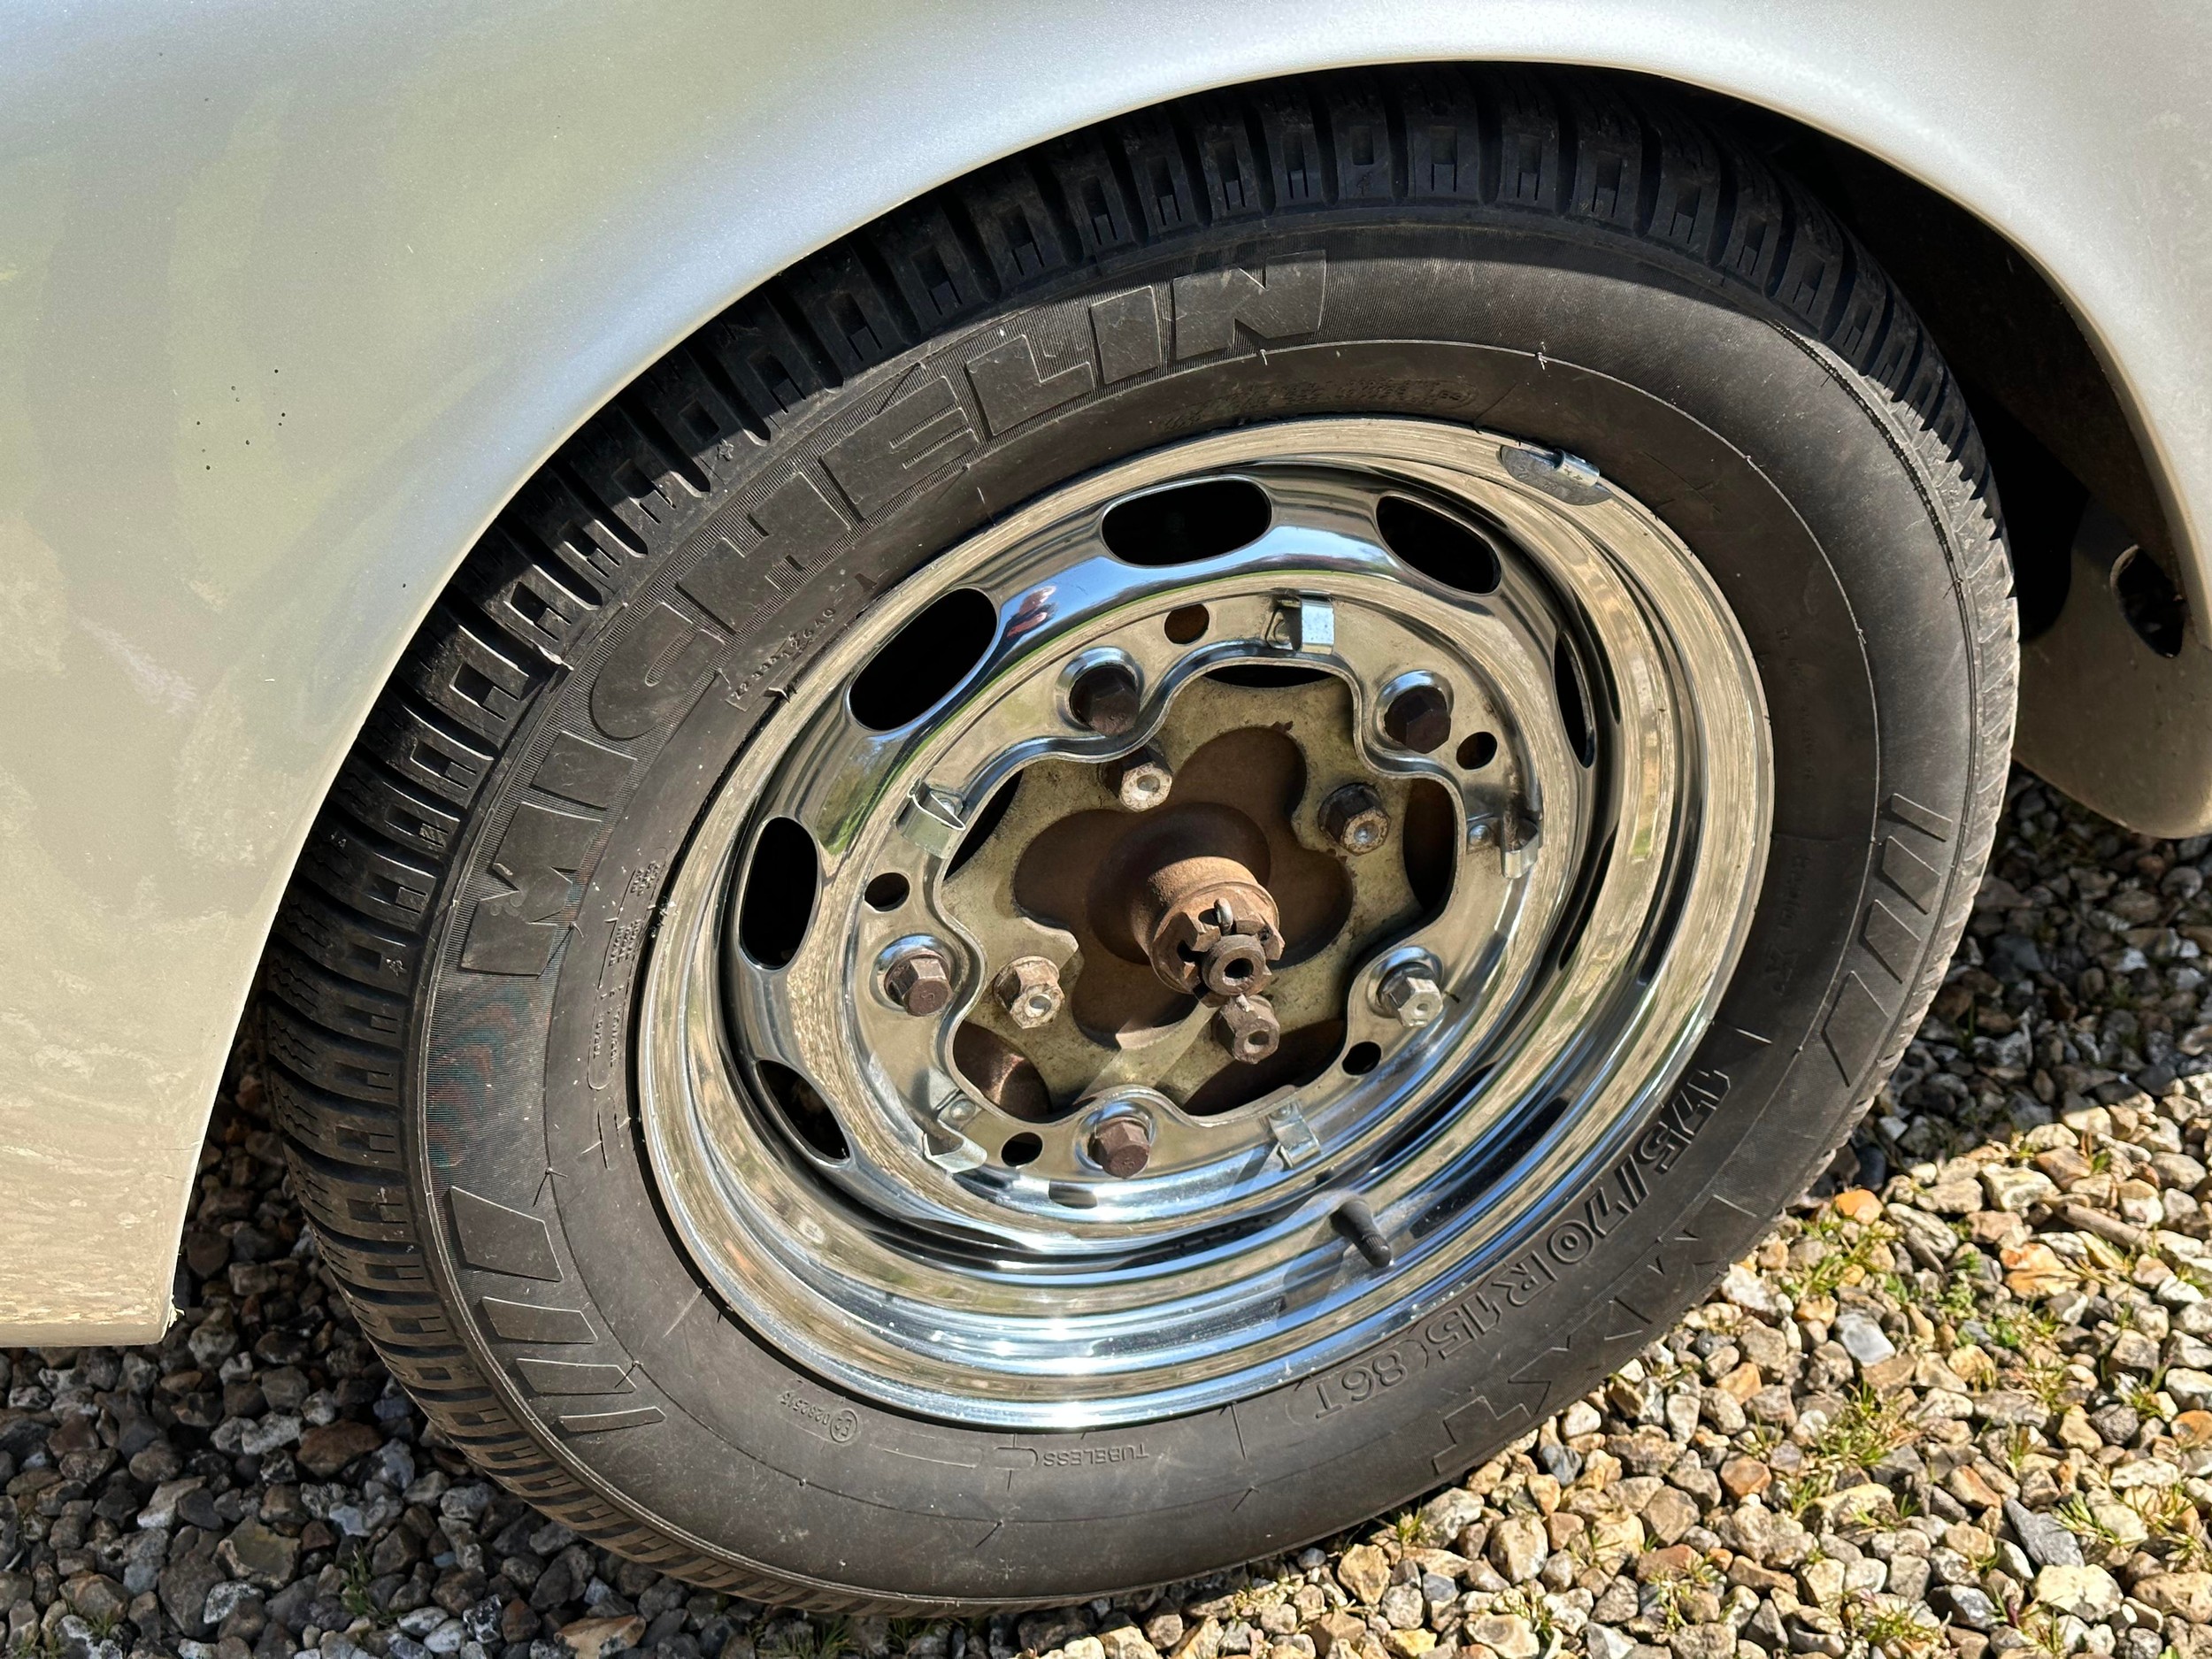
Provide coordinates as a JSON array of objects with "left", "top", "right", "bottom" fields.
[{"left": 264, "top": 65, "right": 2015, "bottom": 1609}]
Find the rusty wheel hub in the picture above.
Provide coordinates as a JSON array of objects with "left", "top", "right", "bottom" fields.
[{"left": 638, "top": 419, "right": 1772, "bottom": 1426}]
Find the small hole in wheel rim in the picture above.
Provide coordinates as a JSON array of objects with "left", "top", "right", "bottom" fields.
[
  {"left": 1102, "top": 478, "right": 1271, "bottom": 566},
  {"left": 738, "top": 818, "right": 818, "bottom": 968},
  {"left": 1342, "top": 1041, "right": 1382, "bottom": 1076},
  {"left": 1164, "top": 604, "right": 1210, "bottom": 643},
  {"left": 1456, "top": 731, "right": 1498, "bottom": 770},
  {"left": 849, "top": 588, "right": 998, "bottom": 731},
  {"left": 1553, "top": 635, "right": 1596, "bottom": 767},
  {"left": 756, "top": 1061, "right": 850, "bottom": 1162},
  {"left": 1376, "top": 495, "right": 1503, "bottom": 594},
  {"left": 864, "top": 872, "right": 910, "bottom": 910},
  {"left": 1002, "top": 1133, "right": 1042, "bottom": 1166}
]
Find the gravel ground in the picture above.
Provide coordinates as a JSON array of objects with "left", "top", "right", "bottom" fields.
[{"left": 11, "top": 767, "right": 2212, "bottom": 1659}]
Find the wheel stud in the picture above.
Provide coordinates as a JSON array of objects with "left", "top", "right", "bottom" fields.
[
  {"left": 1377, "top": 963, "right": 1445, "bottom": 1028},
  {"left": 1213, "top": 992, "right": 1282, "bottom": 1064},
  {"left": 1382, "top": 683, "right": 1451, "bottom": 753},
  {"left": 883, "top": 945, "right": 953, "bottom": 1016},
  {"left": 1088, "top": 1117, "right": 1153, "bottom": 1178},
  {"left": 1069, "top": 660, "right": 1141, "bottom": 735},
  {"left": 993, "top": 956, "right": 1064, "bottom": 1029},
  {"left": 1320, "top": 783, "right": 1390, "bottom": 854},
  {"left": 1107, "top": 745, "right": 1174, "bottom": 810}
]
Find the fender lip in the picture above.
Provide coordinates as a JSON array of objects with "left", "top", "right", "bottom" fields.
[{"left": 0, "top": 1312, "right": 173, "bottom": 1348}]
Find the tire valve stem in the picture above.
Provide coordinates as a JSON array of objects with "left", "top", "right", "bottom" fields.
[{"left": 1333, "top": 1198, "right": 1394, "bottom": 1270}]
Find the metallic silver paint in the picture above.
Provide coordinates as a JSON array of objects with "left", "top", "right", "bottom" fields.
[{"left": 2, "top": 0, "right": 2206, "bottom": 1340}]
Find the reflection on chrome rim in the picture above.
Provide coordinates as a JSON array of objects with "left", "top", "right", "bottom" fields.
[{"left": 637, "top": 419, "right": 1771, "bottom": 1428}]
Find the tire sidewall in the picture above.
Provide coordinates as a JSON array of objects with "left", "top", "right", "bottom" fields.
[{"left": 414, "top": 221, "right": 1987, "bottom": 1601}]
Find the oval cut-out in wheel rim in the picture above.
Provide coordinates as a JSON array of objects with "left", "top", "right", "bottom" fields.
[{"left": 637, "top": 419, "right": 1771, "bottom": 1428}]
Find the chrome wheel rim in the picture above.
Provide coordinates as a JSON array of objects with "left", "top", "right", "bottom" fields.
[{"left": 638, "top": 418, "right": 1771, "bottom": 1427}]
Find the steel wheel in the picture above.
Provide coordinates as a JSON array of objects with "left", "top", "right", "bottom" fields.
[{"left": 640, "top": 418, "right": 1771, "bottom": 1425}]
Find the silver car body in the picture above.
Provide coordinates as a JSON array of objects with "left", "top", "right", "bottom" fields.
[{"left": 4, "top": 0, "right": 2208, "bottom": 1342}]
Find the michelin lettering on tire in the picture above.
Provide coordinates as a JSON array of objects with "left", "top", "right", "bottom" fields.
[{"left": 457, "top": 257, "right": 1328, "bottom": 984}]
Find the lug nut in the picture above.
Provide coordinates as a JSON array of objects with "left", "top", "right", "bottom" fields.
[
  {"left": 1107, "top": 745, "right": 1174, "bottom": 810},
  {"left": 883, "top": 945, "right": 953, "bottom": 1016},
  {"left": 1382, "top": 683, "right": 1451, "bottom": 753},
  {"left": 1214, "top": 992, "right": 1282, "bottom": 1064},
  {"left": 1320, "top": 783, "right": 1391, "bottom": 855},
  {"left": 1377, "top": 963, "right": 1445, "bottom": 1028},
  {"left": 1068, "top": 660, "right": 1141, "bottom": 736},
  {"left": 993, "top": 956, "right": 1064, "bottom": 1029},
  {"left": 1088, "top": 1117, "right": 1153, "bottom": 1179}
]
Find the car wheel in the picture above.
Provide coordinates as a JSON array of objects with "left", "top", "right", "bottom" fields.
[{"left": 265, "top": 66, "right": 2015, "bottom": 1608}]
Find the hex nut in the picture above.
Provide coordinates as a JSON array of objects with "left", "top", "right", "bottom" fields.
[
  {"left": 1069, "top": 660, "right": 1141, "bottom": 736},
  {"left": 993, "top": 956, "right": 1064, "bottom": 1030},
  {"left": 1213, "top": 992, "right": 1282, "bottom": 1064},
  {"left": 1319, "top": 783, "right": 1391, "bottom": 855},
  {"left": 1376, "top": 964, "right": 1445, "bottom": 1028},
  {"left": 1382, "top": 683, "right": 1452, "bottom": 754},
  {"left": 1108, "top": 746, "right": 1174, "bottom": 811},
  {"left": 883, "top": 947, "right": 953, "bottom": 1016},
  {"left": 1087, "top": 1117, "right": 1153, "bottom": 1179}
]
